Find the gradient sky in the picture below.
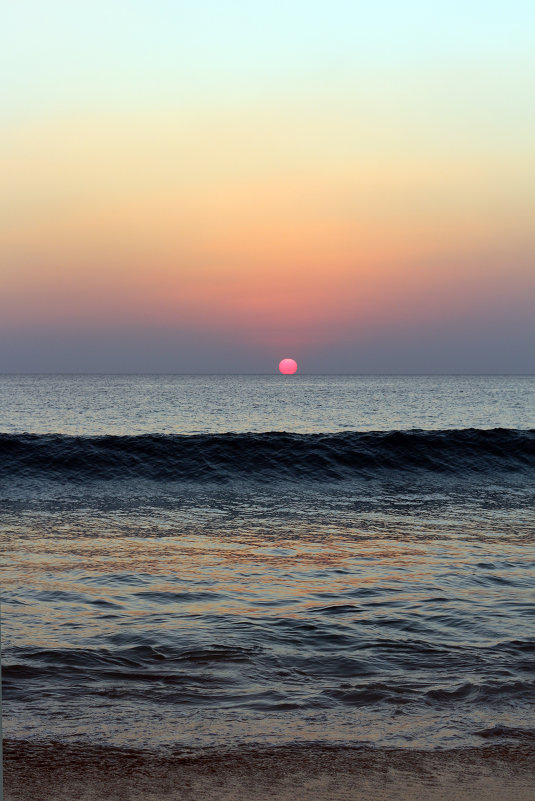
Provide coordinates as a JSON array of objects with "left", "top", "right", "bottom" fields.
[{"left": 2, "top": 1, "right": 534, "bottom": 373}]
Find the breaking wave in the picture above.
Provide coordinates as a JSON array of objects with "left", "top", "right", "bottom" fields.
[{"left": 1, "top": 428, "right": 534, "bottom": 482}]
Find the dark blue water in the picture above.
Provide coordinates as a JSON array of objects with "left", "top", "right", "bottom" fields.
[{"left": 1, "top": 375, "right": 534, "bottom": 752}]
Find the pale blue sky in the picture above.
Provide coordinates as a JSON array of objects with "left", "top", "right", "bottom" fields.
[{"left": 4, "top": 1, "right": 535, "bottom": 116}]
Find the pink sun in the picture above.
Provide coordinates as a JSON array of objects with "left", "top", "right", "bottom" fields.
[{"left": 278, "top": 358, "right": 298, "bottom": 375}]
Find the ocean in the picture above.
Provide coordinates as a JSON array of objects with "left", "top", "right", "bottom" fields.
[{"left": 1, "top": 374, "right": 534, "bottom": 756}]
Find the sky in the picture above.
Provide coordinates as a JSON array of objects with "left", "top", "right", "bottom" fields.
[{"left": 2, "top": 1, "right": 534, "bottom": 373}]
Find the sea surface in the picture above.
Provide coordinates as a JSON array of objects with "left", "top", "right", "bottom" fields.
[{"left": 1, "top": 375, "right": 534, "bottom": 753}]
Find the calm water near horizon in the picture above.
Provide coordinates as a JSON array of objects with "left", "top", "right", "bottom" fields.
[
  {"left": 0, "top": 374, "right": 534, "bottom": 434},
  {"left": 1, "top": 375, "right": 534, "bottom": 753}
]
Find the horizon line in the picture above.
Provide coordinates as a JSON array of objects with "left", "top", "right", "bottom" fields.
[{"left": 1, "top": 372, "right": 534, "bottom": 378}]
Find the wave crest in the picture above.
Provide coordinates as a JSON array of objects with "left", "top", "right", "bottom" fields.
[{"left": 1, "top": 429, "right": 533, "bottom": 482}]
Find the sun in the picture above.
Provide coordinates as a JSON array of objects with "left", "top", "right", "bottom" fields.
[{"left": 278, "top": 358, "right": 298, "bottom": 375}]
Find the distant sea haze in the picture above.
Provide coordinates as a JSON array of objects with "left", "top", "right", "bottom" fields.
[{"left": 1, "top": 375, "right": 534, "bottom": 752}]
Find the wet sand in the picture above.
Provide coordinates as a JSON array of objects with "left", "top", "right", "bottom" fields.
[{"left": 4, "top": 740, "right": 535, "bottom": 801}]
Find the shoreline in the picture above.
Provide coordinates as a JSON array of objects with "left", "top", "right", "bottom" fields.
[{"left": 4, "top": 739, "right": 535, "bottom": 801}]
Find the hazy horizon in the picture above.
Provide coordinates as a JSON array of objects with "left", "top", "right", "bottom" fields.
[{"left": 1, "top": 371, "right": 534, "bottom": 377}]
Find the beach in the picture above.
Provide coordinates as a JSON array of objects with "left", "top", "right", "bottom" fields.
[{"left": 4, "top": 740, "right": 535, "bottom": 801}]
